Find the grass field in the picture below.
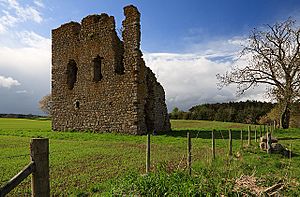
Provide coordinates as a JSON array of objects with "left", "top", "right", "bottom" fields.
[{"left": 0, "top": 118, "right": 299, "bottom": 196}]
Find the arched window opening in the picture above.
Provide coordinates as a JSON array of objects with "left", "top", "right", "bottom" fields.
[
  {"left": 66, "top": 59, "right": 78, "bottom": 90},
  {"left": 93, "top": 55, "right": 103, "bottom": 82}
]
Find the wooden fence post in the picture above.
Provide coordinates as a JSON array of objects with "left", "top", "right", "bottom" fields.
[
  {"left": 212, "top": 130, "right": 216, "bottom": 160},
  {"left": 146, "top": 134, "right": 150, "bottom": 174},
  {"left": 240, "top": 130, "right": 243, "bottom": 149},
  {"left": 259, "top": 125, "right": 262, "bottom": 138},
  {"left": 266, "top": 128, "right": 269, "bottom": 153},
  {"left": 273, "top": 120, "right": 276, "bottom": 131},
  {"left": 248, "top": 126, "right": 251, "bottom": 146},
  {"left": 187, "top": 132, "right": 191, "bottom": 175},
  {"left": 30, "top": 138, "right": 50, "bottom": 197},
  {"left": 290, "top": 144, "right": 292, "bottom": 159},
  {"left": 255, "top": 126, "right": 257, "bottom": 143},
  {"left": 229, "top": 129, "right": 232, "bottom": 157},
  {"left": 266, "top": 128, "right": 271, "bottom": 154}
]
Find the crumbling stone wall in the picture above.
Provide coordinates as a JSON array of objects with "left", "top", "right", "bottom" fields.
[{"left": 51, "top": 5, "right": 170, "bottom": 134}]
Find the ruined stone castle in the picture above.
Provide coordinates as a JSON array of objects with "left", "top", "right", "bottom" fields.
[{"left": 51, "top": 5, "right": 170, "bottom": 134}]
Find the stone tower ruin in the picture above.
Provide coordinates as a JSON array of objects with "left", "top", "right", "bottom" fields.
[{"left": 51, "top": 5, "right": 170, "bottom": 134}]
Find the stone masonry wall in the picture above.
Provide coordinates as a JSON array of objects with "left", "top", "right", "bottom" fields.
[{"left": 51, "top": 5, "right": 170, "bottom": 134}]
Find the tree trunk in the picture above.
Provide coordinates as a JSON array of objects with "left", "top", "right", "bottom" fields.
[{"left": 280, "top": 103, "right": 291, "bottom": 129}]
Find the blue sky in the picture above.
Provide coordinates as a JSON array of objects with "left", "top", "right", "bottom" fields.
[
  {"left": 1, "top": 0, "right": 300, "bottom": 114},
  {"left": 41, "top": 0, "right": 300, "bottom": 52}
]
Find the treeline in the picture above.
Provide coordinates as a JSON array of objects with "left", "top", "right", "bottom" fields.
[
  {"left": 0, "top": 114, "right": 45, "bottom": 119},
  {"left": 169, "top": 101, "right": 275, "bottom": 124}
]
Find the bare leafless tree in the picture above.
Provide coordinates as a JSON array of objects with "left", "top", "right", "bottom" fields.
[
  {"left": 217, "top": 18, "right": 300, "bottom": 129},
  {"left": 39, "top": 94, "right": 52, "bottom": 116}
]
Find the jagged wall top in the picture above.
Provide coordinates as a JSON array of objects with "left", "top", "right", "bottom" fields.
[{"left": 52, "top": 5, "right": 140, "bottom": 48}]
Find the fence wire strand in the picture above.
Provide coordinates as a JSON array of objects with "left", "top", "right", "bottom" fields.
[{"left": 0, "top": 153, "right": 29, "bottom": 159}]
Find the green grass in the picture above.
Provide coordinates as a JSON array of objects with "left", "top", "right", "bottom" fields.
[
  {"left": 0, "top": 118, "right": 299, "bottom": 196},
  {"left": 0, "top": 118, "right": 51, "bottom": 130},
  {"left": 171, "top": 119, "right": 248, "bottom": 130}
]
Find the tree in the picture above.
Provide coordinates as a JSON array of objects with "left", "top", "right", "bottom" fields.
[
  {"left": 39, "top": 94, "right": 52, "bottom": 116},
  {"left": 258, "top": 104, "right": 281, "bottom": 125},
  {"left": 217, "top": 18, "right": 300, "bottom": 128}
]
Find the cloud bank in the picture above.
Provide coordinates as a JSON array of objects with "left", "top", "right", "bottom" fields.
[
  {"left": 0, "top": 32, "right": 51, "bottom": 114},
  {"left": 0, "top": 0, "right": 50, "bottom": 114},
  {"left": 144, "top": 37, "right": 269, "bottom": 112}
]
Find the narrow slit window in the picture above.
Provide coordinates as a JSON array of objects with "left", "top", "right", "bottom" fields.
[
  {"left": 66, "top": 59, "right": 78, "bottom": 90},
  {"left": 115, "top": 55, "right": 125, "bottom": 75},
  {"left": 75, "top": 101, "right": 80, "bottom": 109},
  {"left": 93, "top": 55, "right": 103, "bottom": 82}
]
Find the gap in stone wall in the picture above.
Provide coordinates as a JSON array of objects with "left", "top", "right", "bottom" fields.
[
  {"left": 75, "top": 100, "right": 80, "bottom": 109},
  {"left": 93, "top": 55, "right": 103, "bottom": 82},
  {"left": 66, "top": 59, "right": 78, "bottom": 90},
  {"left": 115, "top": 54, "right": 125, "bottom": 75}
]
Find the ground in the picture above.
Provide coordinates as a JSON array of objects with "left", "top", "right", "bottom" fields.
[{"left": 0, "top": 118, "right": 299, "bottom": 196}]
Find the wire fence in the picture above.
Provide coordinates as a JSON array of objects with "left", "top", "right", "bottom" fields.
[{"left": 1, "top": 123, "right": 293, "bottom": 195}]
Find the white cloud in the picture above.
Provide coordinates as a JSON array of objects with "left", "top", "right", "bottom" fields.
[
  {"left": 0, "top": 0, "right": 43, "bottom": 33},
  {"left": 0, "top": 75, "right": 20, "bottom": 88},
  {"left": 5, "top": 0, "right": 42, "bottom": 22},
  {"left": 0, "top": 29, "right": 51, "bottom": 114},
  {"left": 0, "top": 32, "right": 51, "bottom": 76},
  {"left": 196, "top": 36, "right": 246, "bottom": 59},
  {"left": 16, "top": 90, "right": 27, "bottom": 93},
  {"left": 144, "top": 53, "right": 233, "bottom": 111},
  {"left": 0, "top": 11, "right": 18, "bottom": 33},
  {"left": 144, "top": 37, "right": 269, "bottom": 111},
  {"left": 17, "top": 30, "right": 50, "bottom": 49},
  {"left": 33, "top": 0, "right": 44, "bottom": 8}
]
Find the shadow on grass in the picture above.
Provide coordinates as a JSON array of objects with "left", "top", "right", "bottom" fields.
[{"left": 157, "top": 129, "right": 251, "bottom": 140}]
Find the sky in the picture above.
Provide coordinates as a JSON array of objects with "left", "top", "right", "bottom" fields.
[{"left": 1, "top": 0, "right": 300, "bottom": 115}]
